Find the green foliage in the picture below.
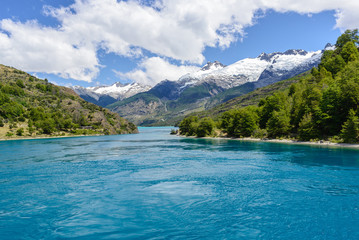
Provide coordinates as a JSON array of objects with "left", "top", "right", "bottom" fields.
[
  {"left": 266, "top": 109, "right": 291, "bottom": 138},
  {"left": 298, "top": 113, "right": 318, "bottom": 141},
  {"left": 0, "top": 64, "right": 137, "bottom": 138},
  {"left": 179, "top": 116, "right": 199, "bottom": 136},
  {"left": 252, "top": 128, "right": 267, "bottom": 139},
  {"left": 196, "top": 117, "right": 215, "bottom": 137},
  {"left": 0, "top": 84, "right": 25, "bottom": 96},
  {"left": 179, "top": 30, "right": 359, "bottom": 143},
  {"left": 16, "top": 79, "right": 25, "bottom": 88},
  {"left": 179, "top": 116, "right": 216, "bottom": 137},
  {"left": 0, "top": 102, "right": 24, "bottom": 119},
  {"left": 321, "top": 55, "right": 346, "bottom": 76},
  {"left": 259, "top": 92, "right": 288, "bottom": 129},
  {"left": 341, "top": 41, "right": 359, "bottom": 63},
  {"left": 36, "top": 118, "right": 56, "bottom": 134},
  {"left": 6, "top": 132, "right": 13, "bottom": 137},
  {"left": 340, "top": 109, "right": 359, "bottom": 143},
  {"left": 222, "top": 108, "right": 258, "bottom": 137},
  {"left": 16, "top": 128, "right": 24, "bottom": 136},
  {"left": 36, "top": 83, "right": 47, "bottom": 92},
  {"left": 335, "top": 29, "right": 359, "bottom": 49},
  {"left": 0, "top": 92, "right": 11, "bottom": 105}
]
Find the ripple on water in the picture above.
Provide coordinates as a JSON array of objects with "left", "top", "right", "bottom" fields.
[{"left": 0, "top": 127, "right": 359, "bottom": 239}]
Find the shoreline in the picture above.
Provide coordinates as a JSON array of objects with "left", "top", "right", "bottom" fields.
[
  {"left": 0, "top": 134, "right": 103, "bottom": 142},
  {"left": 179, "top": 135, "right": 359, "bottom": 150}
]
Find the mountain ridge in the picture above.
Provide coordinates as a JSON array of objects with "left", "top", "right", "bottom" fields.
[
  {"left": 72, "top": 82, "right": 151, "bottom": 107},
  {"left": 106, "top": 46, "right": 328, "bottom": 126},
  {"left": 0, "top": 64, "right": 138, "bottom": 139}
]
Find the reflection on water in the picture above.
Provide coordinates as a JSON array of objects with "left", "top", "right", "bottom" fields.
[{"left": 0, "top": 127, "right": 359, "bottom": 239}]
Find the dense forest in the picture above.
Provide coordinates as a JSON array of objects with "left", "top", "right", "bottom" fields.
[
  {"left": 179, "top": 30, "right": 359, "bottom": 143},
  {"left": 0, "top": 65, "right": 137, "bottom": 139}
]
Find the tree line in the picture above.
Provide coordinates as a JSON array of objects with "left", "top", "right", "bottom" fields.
[{"left": 179, "top": 29, "right": 359, "bottom": 143}]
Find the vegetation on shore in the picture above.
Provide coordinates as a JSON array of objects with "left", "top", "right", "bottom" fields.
[
  {"left": 179, "top": 30, "right": 359, "bottom": 144},
  {"left": 0, "top": 65, "right": 137, "bottom": 139}
]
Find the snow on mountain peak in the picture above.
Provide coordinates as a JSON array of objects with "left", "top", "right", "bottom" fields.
[
  {"left": 73, "top": 82, "right": 151, "bottom": 101},
  {"left": 201, "top": 61, "right": 226, "bottom": 71},
  {"left": 177, "top": 48, "right": 323, "bottom": 89}
]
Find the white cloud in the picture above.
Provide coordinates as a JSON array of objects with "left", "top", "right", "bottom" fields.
[
  {"left": 116, "top": 57, "right": 199, "bottom": 86},
  {"left": 0, "top": 19, "right": 99, "bottom": 82},
  {"left": 1, "top": 0, "right": 359, "bottom": 82}
]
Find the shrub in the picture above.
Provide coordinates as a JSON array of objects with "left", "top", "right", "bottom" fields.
[
  {"left": 16, "top": 79, "right": 25, "bottom": 88},
  {"left": 252, "top": 129, "right": 267, "bottom": 139},
  {"left": 16, "top": 128, "right": 24, "bottom": 136},
  {"left": 6, "top": 132, "right": 13, "bottom": 137}
]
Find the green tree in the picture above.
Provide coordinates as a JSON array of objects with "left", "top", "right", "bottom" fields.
[
  {"left": 341, "top": 41, "right": 359, "bottom": 63},
  {"left": 298, "top": 113, "right": 319, "bottom": 141},
  {"left": 220, "top": 110, "right": 235, "bottom": 132},
  {"left": 266, "top": 109, "right": 291, "bottom": 138},
  {"left": 196, "top": 117, "right": 215, "bottom": 137},
  {"left": 341, "top": 109, "right": 359, "bottom": 143},
  {"left": 320, "top": 84, "right": 342, "bottom": 135},
  {"left": 226, "top": 108, "right": 258, "bottom": 137},
  {"left": 322, "top": 55, "right": 346, "bottom": 76},
  {"left": 179, "top": 116, "right": 198, "bottom": 136},
  {"left": 337, "top": 61, "right": 359, "bottom": 118},
  {"left": 29, "top": 107, "right": 46, "bottom": 121},
  {"left": 0, "top": 102, "right": 24, "bottom": 119},
  {"left": 335, "top": 29, "right": 359, "bottom": 49},
  {"left": 37, "top": 118, "right": 56, "bottom": 134},
  {"left": 259, "top": 92, "right": 287, "bottom": 129}
]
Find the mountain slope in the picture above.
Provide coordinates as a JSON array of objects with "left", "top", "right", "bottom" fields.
[
  {"left": 0, "top": 64, "right": 138, "bottom": 139},
  {"left": 191, "top": 72, "right": 310, "bottom": 120},
  {"left": 108, "top": 47, "right": 326, "bottom": 126},
  {"left": 179, "top": 30, "right": 359, "bottom": 143},
  {"left": 73, "top": 82, "right": 151, "bottom": 107}
]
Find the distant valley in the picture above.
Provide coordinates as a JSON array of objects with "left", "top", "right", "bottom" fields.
[{"left": 74, "top": 46, "right": 331, "bottom": 126}]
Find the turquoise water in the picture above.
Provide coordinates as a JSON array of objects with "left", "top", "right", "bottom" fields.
[{"left": 0, "top": 127, "right": 359, "bottom": 239}]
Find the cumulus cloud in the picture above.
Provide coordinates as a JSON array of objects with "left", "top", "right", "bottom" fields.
[
  {"left": 0, "top": 19, "right": 99, "bottom": 82},
  {"left": 1, "top": 0, "right": 359, "bottom": 82},
  {"left": 115, "top": 57, "right": 199, "bottom": 86}
]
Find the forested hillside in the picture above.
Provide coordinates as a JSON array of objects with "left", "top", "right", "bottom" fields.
[
  {"left": 179, "top": 30, "right": 359, "bottom": 143},
  {"left": 0, "top": 65, "right": 138, "bottom": 139}
]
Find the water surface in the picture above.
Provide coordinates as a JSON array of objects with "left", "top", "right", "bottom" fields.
[{"left": 0, "top": 127, "right": 359, "bottom": 239}]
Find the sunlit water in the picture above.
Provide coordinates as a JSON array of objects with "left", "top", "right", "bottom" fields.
[{"left": 0, "top": 127, "right": 359, "bottom": 239}]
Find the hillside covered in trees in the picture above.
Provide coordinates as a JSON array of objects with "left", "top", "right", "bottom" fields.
[
  {"left": 179, "top": 30, "right": 359, "bottom": 143},
  {"left": 0, "top": 65, "right": 138, "bottom": 139}
]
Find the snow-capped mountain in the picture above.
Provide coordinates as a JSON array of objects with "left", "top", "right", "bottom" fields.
[
  {"left": 177, "top": 48, "right": 323, "bottom": 90},
  {"left": 108, "top": 45, "right": 330, "bottom": 126},
  {"left": 73, "top": 82, "right": 151, "bottom": 107}
]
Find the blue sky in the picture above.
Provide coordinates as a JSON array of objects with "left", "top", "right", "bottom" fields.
[{"left": 0, "top": 0, "right": 355, "bottom": 87}]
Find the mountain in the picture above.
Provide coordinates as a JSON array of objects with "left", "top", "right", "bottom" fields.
[
  {"left": 191, "top": 71, "right": 310, "bottom": 120},
  {"left": 0, "top": 64, "right": 138, "bottom": 139},
  {"left": 179, "top": 30, "right": 359, "bottom": 143},
  {"left": 107, "top": 46, "right": 328, "bottom": 126},
  {"left": 178, "top": 49, "right": 322, "bottom": 89},
  {"left": 72, "top": 82, "right": 151, "bottom": 107}
]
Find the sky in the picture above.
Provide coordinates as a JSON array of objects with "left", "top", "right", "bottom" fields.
[{"left": 1, "top": 0, "right": 358, "bottom": 88}]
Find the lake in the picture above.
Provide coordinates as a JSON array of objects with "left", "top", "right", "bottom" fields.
[{"left": 0, "top": 127, "right": 359, "bottom": 239}]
